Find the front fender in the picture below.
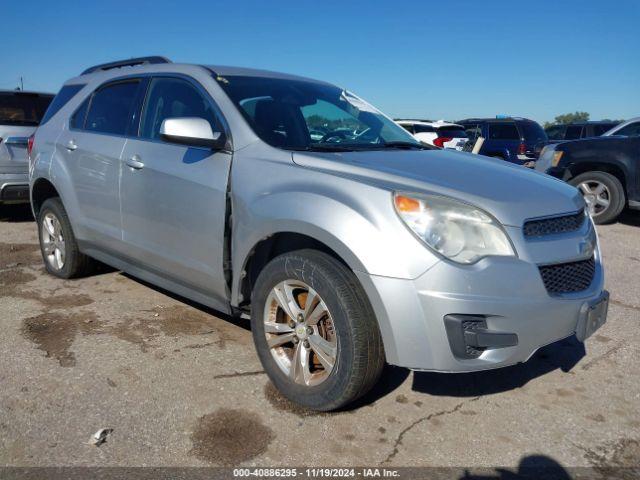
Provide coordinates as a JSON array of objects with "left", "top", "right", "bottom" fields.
[{"left": 230, "top": 188, "right": 440, "bottom": 305}]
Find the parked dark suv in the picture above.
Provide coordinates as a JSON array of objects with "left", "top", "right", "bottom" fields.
[
  {"left": 457, "top": 117, "right": 548, "bottom": 165},
  {"left": 545, "top": 121, "right": 619, "bottom": 141}
]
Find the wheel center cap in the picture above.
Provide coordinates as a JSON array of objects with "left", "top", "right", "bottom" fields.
[{"left": 295, "top": 325, "right": 308, "bottom": 339}]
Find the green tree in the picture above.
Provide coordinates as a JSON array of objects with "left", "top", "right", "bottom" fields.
[{"left": 543, "top": 111, "right": 590, "bottom": 128}]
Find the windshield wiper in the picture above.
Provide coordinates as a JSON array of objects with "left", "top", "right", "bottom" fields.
[
  {"left": 377, "top": 141, "right": 429, "bottom": 150},
  {"left": 297, "top": 144, "right": 358, "bottom": 152}
]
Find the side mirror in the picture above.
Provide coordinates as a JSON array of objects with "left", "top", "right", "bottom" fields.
[{"left": 159, "top": 117, "right": 226, "bottom": 149}]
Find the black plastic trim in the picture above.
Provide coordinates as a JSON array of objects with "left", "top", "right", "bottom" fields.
[
  {"left": 444, "top": 314, "right": 518, "bottom": 360},
  {"left": 81, "top": 56, "right": 171, "bottom": 75}
]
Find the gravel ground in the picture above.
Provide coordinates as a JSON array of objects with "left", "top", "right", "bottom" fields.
[{"left": 0, "top": 204, "right": 638, "bottom": 472}]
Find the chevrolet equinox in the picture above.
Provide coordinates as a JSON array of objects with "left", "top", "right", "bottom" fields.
[{"left": 29, "top": 57, "right": 608, "bottom": 410}]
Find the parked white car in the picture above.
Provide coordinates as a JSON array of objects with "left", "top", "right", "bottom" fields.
[
  {"left": 602, "top": 117, "right": 640, "bottom": 137},
  {"left": 396, "top": 119, "right": 468, "bottom": 150}
]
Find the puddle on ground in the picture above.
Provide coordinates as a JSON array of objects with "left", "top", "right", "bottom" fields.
[
  {"left": 0, "top": 243, "right": 40, "bottom": 269},
  {"left": 0, "top": 269, "right": 37, "bottom": 296},
  {"left": 190, "top": 408, "right": 274, "bottom": 465},
  {"left": 21, "top": 311, "right": 101, "bottom": 367},
  {"left": 35, "top": 293, "right": 94, "bottom": 309},
  {"left": 113, "top": 305, "right": 250, "bottom": 351},
  {"left": 109, "top": 318, "right": 160, "bottom": 353}
]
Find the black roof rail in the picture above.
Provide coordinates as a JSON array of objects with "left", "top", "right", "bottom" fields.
[{"left": 81, "top": 56, "right": 172, "bottom": 75}]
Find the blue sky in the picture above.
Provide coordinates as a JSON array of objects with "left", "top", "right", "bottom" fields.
[{"left": 2, "top": 0, "right": 638, "bottom": 123}]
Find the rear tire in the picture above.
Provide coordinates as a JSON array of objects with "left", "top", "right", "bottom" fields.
[
  {"left": 570, "top": 171, "right": 625, "bottom": 224},
  {"left": 37, "top": 197, "right": 96, "bottom": 278},
  {"left": 251, "top": 249, "right": 384, "bottom": 411}
]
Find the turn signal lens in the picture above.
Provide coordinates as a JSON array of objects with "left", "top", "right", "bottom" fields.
[
  {"left": 551, "top": 151, "right": 564, "bottom": 167},
  {"left": 394, "top": 195, "right": 421, "bottom": 213}
]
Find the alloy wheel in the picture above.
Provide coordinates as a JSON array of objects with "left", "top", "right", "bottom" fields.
[
  {"left": 263, "top": 280, "right": 337, "bottom": 386},
  {"left": 41, "top": 212, "right": 66, "bottom": 270},
  {"left": 578, "top": 180, "right": 611, "bottom": 217}
]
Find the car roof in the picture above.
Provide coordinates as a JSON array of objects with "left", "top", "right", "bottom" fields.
[
  {"left": 547, "top": 121, "right": 618, "bottom": 127},
  {"left": 457, "top": 117, "right": 534, "bottom": 123},
  {"left": 67, "top": 56, "right": 332, "bottom": 87}
]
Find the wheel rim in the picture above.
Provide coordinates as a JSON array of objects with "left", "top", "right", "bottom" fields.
[
  {"left": 263, "top": 280, "right": 337, "bottom": 386},
  {"left": 578, "top": 180, "right": 611, "bottom": 217},
  {"left": 41, "top": 212, "right": 66, "bottom": 270}
]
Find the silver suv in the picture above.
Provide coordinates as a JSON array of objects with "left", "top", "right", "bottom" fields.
[
  {"left": 1, "top": 90, "right": 53, "bottom": 204},
  {"left": 30, "top": 57, "right": 608, "bottom": 410}
]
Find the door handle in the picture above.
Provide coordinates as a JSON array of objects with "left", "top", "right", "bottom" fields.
[
  {"left": 126, "top": 155, "right": 145, "bottom": 170},
  {"left": 66, "top": 140, "right": 78, "bottom": 151}
]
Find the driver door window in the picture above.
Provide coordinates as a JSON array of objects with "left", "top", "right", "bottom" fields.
[{"left": 139, "top": 77, "right": 219, "bottom": 141}]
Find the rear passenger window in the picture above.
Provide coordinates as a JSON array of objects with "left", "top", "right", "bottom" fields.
[
  {"left": 564, "top": 125, "right": 583, "bottom": 139},
  {"left": 84, "top": 81, "right": 140, "bottom": 135},
  {"left": 400, "top": 124, "right": 414, "bottom": 134},
  {"left": 488, "top": 123, "right": 519, "bottom": 140},
  {"left": 140, "top": 77, "right": 219, "bottom": 140}
]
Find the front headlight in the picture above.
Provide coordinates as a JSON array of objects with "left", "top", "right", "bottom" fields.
[{"left": 393, "top": 193, "right": 516, "bottom": 264}]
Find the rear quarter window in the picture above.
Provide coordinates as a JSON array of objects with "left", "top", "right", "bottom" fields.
[
  {"left": 517, "top": 121, "right": 547, "bottom": 143},
  {"left": 40, "top": 84, "right": 85, "bottom": 125},
  {"left": 488, "top": 123, "right": 519, "bottom": 140}
]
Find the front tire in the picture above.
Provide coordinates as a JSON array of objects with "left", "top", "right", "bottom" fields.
[
  {"left": 251, "top": 249, "right": 384, "bottom": 411},
  {"left": 570, "top": 171, "right": 625, "bottom": 224},
  {"left": 37, "top": 197, "right": 96, "bottom": 278}
]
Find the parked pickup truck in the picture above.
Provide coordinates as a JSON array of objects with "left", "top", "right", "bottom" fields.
[
  {"left": 536, "top": 136, "right": 640, "bottom": 224},
  {"left": 30, "top": 57, "right": 608, "bottom": 410}
]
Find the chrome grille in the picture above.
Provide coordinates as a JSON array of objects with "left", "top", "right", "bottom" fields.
[
  {"left": 539, "top": 256, "right": 595, "bottom": 295},
  {"left": 524, "top": 210, "right": 586, "bottom": 238}
]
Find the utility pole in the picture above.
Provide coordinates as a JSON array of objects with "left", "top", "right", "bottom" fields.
[{"left": 20, "top": 77, "right": 24, "bottom": 91}]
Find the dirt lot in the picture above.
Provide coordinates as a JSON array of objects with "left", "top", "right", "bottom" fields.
[{"left": 1, "top": 204, "right": 639, "bottom": 471}]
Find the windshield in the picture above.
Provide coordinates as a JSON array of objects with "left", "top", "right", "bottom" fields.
[
  {"left": 215, "top": 75, "right": 421, "bottom": 151},
  {"left": 0, "top": 92, "right": 53, "bottom": 126}
]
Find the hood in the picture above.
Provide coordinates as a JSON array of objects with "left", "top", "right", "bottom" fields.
[{"left": 293, "top": 149, "right": 583, "bottom": 227}]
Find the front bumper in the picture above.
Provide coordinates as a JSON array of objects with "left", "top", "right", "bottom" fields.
[
  {"left": 542, "top": 166, "right": 571, "bottom": 181},
  {"left": 356, "top": 240, "right": 605, "bottom": 372},
  {"left": 0, "top": 173, "right": 29, "bottom": 204}
]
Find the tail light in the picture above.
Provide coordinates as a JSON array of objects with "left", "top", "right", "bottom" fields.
[
  {"left": 27, "top": 134, "right": 35, "bottom": 157},
  {"left": 433, "top": 137, "right": 453, "bottom": 148},
  {"left": 518, "top": 142, "right": 526, "bottom": 155}
]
